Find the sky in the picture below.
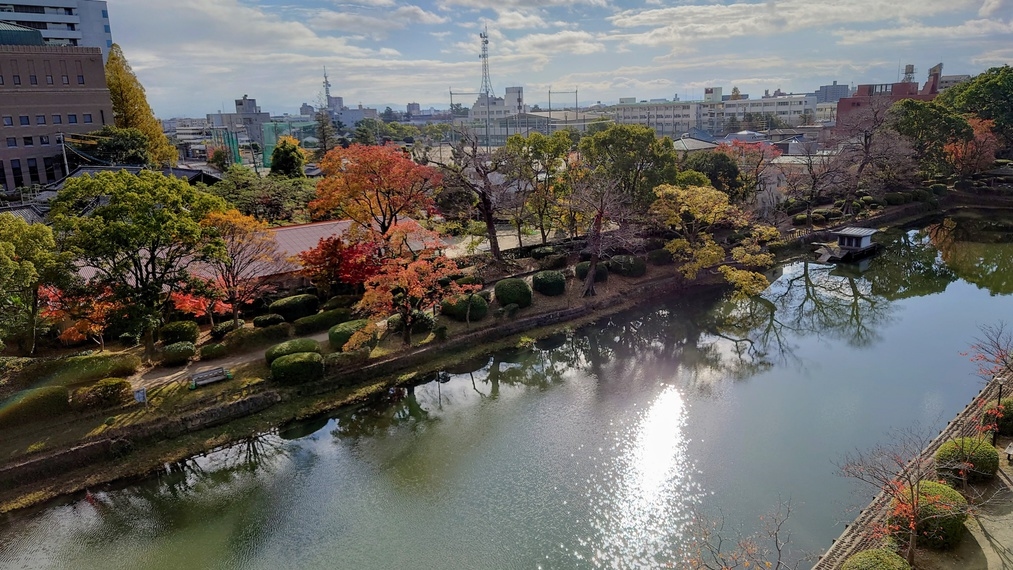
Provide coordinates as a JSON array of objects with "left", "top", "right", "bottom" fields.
[{"left": 107, "top": 0, "right": 1013, "bottom": 119}]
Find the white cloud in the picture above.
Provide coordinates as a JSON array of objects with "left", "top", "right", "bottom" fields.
[
  {"left": 978, "top": 0, "right": 1010, "bottom": 16},
  {"left": 834, "top": 19, "right": 1013, "bottom": 45},
  {"left": 501, "top": 30, "right": 606, "bottom": 55},
  {"left": 310, "top": 5, "right": 447, "bottom": 37},
  {"left": 488, "top": 10, "right": 549, "bottom": 29}
]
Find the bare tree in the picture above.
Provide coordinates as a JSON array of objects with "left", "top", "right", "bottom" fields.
[
  {"left": 965, "top": 321, "right": 1013, "bottom": 445},
  {"left": 567, "top": 165, "right": 638, "bottom": 297},
  {"left": 834, "top": 96, "right": 917, "bottom": 204},
  {"left": 777, "top": 142, "right": 853, "bottom": 228},
  {"left": 686, "top": 498, "right": 805, "bottom": 570}
]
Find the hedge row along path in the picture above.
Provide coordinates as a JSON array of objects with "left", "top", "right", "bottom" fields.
[{"left": 811, "top": 376, "right": 1013, "bottom": 570}]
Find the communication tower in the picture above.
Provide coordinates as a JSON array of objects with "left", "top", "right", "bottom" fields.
[
  {"left": 479, "top": 27, "right": 494, "bottom": 97},
  {"left": 323, "top": 66, "right": 333, "bottom": 104}
]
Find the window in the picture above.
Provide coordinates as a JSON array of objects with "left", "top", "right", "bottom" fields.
[
  {"left": 76, "top": 75, "right": 84, "bottom": 84},
  {"left": 52, "top": 114, "right": 61, "bottom": 124},
  {"left": 6, "top": 137, "right": 15, "bottom": 147},
  {"left": 35, "top": 115, "right": 45, "bottom": 125},
  {"left": 12, "top": 75, "right": 19, "bottom": 85},
  {"left": 22, "top": 136, "right": 32, "bottom": 146},
  {"left": 0, "top": 75, "right": 3, "bottom": 85},
  {"left": 45, "top": 75, "right": 52, "bottom": 85},
  {"left": 83, "top": 114, "right": 92, "bottom": 123},
  {"left": 68, "top": 114, "right": 77, "bottom": 124},
  {"left": 101, "top": 9, "right": 108, "bottom": 17},
  {"left": 103, "top": 24, "right": 110, "bottom": 33},
  {"left": 29, "top": 74, "right": 37, "bottom": 85},
  {"left": 27, "top": 158, "right": 39, "bottom": 184},
  {"left": 39, "top": 135, "right": 49, "bottom": 145},
  {"left": 19, "top": 116, "right": 29, "bottom": 126},
  {"left": 10, "top": 159, "right": 22, "bottom": 188},
  {"left": 61, "top": 75, "right": 69, "bottom": 84},
  {"left": 2, "top": 116, "right": 11, "bottom": 126}
]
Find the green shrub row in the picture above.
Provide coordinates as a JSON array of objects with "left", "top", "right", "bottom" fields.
[
  {"left": 71, "top": 378, "right": 130, "bottom": 410},
  {"left": 323, "top": 348, "right": 371, "bottom": 373},
  {"left": 321, "top": 295, "right": 360, "bottom": 310},
  {"left": 495, "top": 278, "right": 532, "bottom": 308},
  {"left": 329, "top": 319, "right": 369, "bottom": 351},
  {"left": 269, "top": 294, "right": 320, "bottom": 322},
  {"left": 841, "top": 548, "right": 909, "bottom": 570},
  {"left": 575, "top": 261, "right": 608, "bottom": 282},
  {"left": 199, "top": 343, "right": 230, "bottom": 360},
  {"left": 293, "top": 309, "right": 353, "bottom": 335},
  {"left": 532, "top": 270, "right": 566, "bottom": 296},
  {"left": 222, "top": 323, "right": 292, "bottom": 351},
  {"left": 935, "top": 437, "right": 999, "bottom": 483},
  {"left": 253, "top": 313, "right": 286, "bottom": 328},
  {"left": 271, "top": 352, "right": 324, "bottom": 385},
  {"left": 0, "top": 387, "right": 70, "bottom": 428},
  {"left": 530, "top": 246, "right": 560, "bottom": 259},
  {"left": 210, "top": 319, "right": 244, "bottom": 340},
  {"left": 441, "top": 294, "right": 489, "bottom": 321},
  {"left": 159, "top": 320, "right": 199, "bottom": 344},
  {"left": 539, "top": 254, "right": 568, "bottom": 270},
  {"left": 265, "top": 339, "right": 322, "bottom": 365},
  {"left": 162, "top": 342, "right": 196, "bottom": 367}
]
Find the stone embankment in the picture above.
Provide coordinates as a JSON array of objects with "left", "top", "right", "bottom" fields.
[{"left": 811, "top": 377, "right": 1006, "bottom": 570}]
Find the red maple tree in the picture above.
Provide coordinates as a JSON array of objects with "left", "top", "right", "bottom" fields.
[
  {"left": 945, "top": 117, "right": 999, "bottom": 177},
  {"left": 298, "top": 236, "right": 382, "bottom": 296},
  {"left": 40, "top": 284, "right": 121, "bottom": 352}
]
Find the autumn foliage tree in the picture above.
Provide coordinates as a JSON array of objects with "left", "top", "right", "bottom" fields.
[
  {"left": 312, "top": 144, "right": 442, "bottom": 237},
  {"left": 715, "top": 140, "right": 783, "bottom": 204},
  {"left": 170, "top": 280, "right": 231, "bottom": 327},
  {"left": 200, "top": 209, "right": 286, "bottom": 327},
  {"left": 105, "top": 44, "right": 177, "bottom": 166},
  {"left": 298, "top": 236, "right": 381, "bottom": 296},
  {"left": 945, "top": 117, "right": 999, "bottom": 177},
  {"left": 40, "top": 284, "right": 120, "bottom": 352}
]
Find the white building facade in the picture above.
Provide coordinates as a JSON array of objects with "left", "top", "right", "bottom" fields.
[{"left": 0, "top": 0, "right": 112, "bottom": 59}]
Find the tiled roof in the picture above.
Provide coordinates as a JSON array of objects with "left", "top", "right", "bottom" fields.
[
  {"left": 0, "top": 204, "right": 45, "bottom": 225},
  {"left": 270, "top": 220, "right": 354, "bottom": 272}
]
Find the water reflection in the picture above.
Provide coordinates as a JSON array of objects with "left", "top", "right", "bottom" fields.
[{"left": 927, "top": 214, "right": 1013, "bottom": 295}]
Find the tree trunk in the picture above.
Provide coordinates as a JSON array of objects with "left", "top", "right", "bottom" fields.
[
  {"left": 478, "top": 194, "right": 502, "bottom": 261},
  {"left": 582, "top": 255, "right": 599, "bottom": 297},
  {"left": 98, "top": 333, "right": 105, "bottom": 353},
  {"left": 143, "top": 326, "right": 156, "bottom": 362},
  {"left": 516, "top": 223, "right": 523, "bottom": 250},
  {"left": 402, "top": 312, "right": 413, "bottom": 346},
  {"left": 27, "top": 286, "right": 39, "bottom": 356},
  {"left": 232, "top": 297, "right": 241, "bottom": 329},
  {"left": 582, "top": 212, "right": 604, "bottom": 297},
  {"left": 906, "top": 527, "right": 917, "bottom": 566}
]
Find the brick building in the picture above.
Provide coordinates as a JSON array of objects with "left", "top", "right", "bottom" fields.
[{"left": 0, "top": 23, "right": 111, "bottom": 192}]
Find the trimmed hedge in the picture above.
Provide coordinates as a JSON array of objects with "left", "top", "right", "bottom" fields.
[
  {"left": 575, "top": 261, "right": 608, "bottom": 283},
  {"left": 329, "top": 319, "right": 369, "bottom": 351},
  {"left": 269, "top": 294, "right": 320, "bottom": 322},
  {"left": 841, "top": 548, "right": 910, "bottom": 570},
  {"left": 161, "top": 342, "right": 196, "bottom": 366},
  {"left": 266, "top": 338, "right": 322, "bottom": 364},
  {"left": 159, "top": 320, "right": 199, "bottom": 344},
  {"left": 455, "top": 275, "right": 483, "bottom": 287},
  {"left": 441, "top": 294, "right": 489, "bottom": 322},
  {"left": 609, "top": 255, "right": 647, "bottom": 277},
  {"left": 199, "top": 343, "right": 230, "bottom": 360},
  {"left": 293, "top": 309, "right": 353, "bottom": 335},
  {"left": 930, "top": 183, "right": 947, "bottom": 195},
  {"left": 792, "top": 214, "right": 808, "bottom": 226},
  {"left": 984, "top": 398, "right": 1013, "bottom": 435},
  {"left": 530, "top": 246, "right": 560, "bottom": 259},
  {"left": 71, "top": 377, "right": 130, "bottom": 410},
  {"left": 532, "top": 271, "right": 566, "bottom": 296},
  {"left": 322, "top": 295, "right": 360, "bottom": 310},
  {"left": 884, "top": 192, "right": 911, "bottom": 206},
  {"left": 253, "top": 313, "right": 286, "bottom": 328},
  {"left": 210, "top": 319, "right": 244, "bottom": 340},
  {"left": 495, "top": 278, "right": 532, "bottom": 308},
  {"left": 890, "top": 480, "right": 967, "bottom": 550},
  {"left": 271, "top": 352, "right": 324, "bottom": 385},
  {"left": 0, "top": 387, "right": 69, "bottom": 428},
  {"left": 388, "top": 311, "right": 436, "bottom": 334},
  {"left": 222, "top": 323, "right": 292, "bottom": 351},
  {"left": 323, "top": 348, "right": 371, "bottom": 373},
  {"left": 539, "top": 254, "right": 568, "bottom": 270},
  {"left": 935, "top": 437, "right": 999, "bottom": 483},
  {"left": 647, "top": 249, "right": 674, "bottom": 265}
]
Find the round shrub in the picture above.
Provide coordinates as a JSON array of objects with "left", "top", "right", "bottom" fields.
[
  {"left": 954, "top": 179, "right": 974, "bottom": 191},
  {"left": 321, "top": 295, "right": 360, "bottom": 310},
  {"left": 647, "top": 249, "right": 674, "bottom": 265},
  {"left": 860, "top": 195, "right": 876, "bottom": 205},
  {"left": 890, "top": 480, "right": 968, "bottom": 550},
  {"left": 530, "top": 246, "right": 559, "bottom": 259},
  {"left": 494, "top": 303, "right": 520, "bottom": 319},
  {"left": 0, "top": 387, "right": 69, "bottom": 428},
  {"left": 72, "top": 378, "right": 130, "bottom": 410},
  {"left": 792, "top": 214, "right": 808, "bottom": 226},
  {"left": 199, "top": 343, "right": 230, "bottom": 360},
  {"left": 293, "top": 309, "right": 353, "bottom": 335},
  {"left": 159, "top": 320, "right": 199, "bottom": 344},
  {"left": 387, "top": 311, "right": 436, "bottom": 334},
  {"left": 269, "top": 294, "right": 320, "bottom": 322},
  {"left": 222, "top": 323, "right": 292, "bottom": 351},
  {"left": 883, "top": 192, "right": 908, "bottom": 205},
  {"left": 912, "top": 189, "right": 932, "bottom": 202},
  {"left": 575, "top": 261, "right": 608, "bottom": 283},
  {"left": 609, "top": 255, "right": 647, "bottom": 277},
  {"left": 841, "top": 548, "right": 910, "bottom": 570},
  {"left": 539, "top": 254, "right": 568, "bottom": 270},
  {"left": 935, "top": 437, "right": 999, "bottom": 483},
  {"left": 323, "top": 348, "right": 371, "bottom": 372},
  {"left": 161, "top": 341, "right": 196, "bottom": 366},
  {"left": 578, "top": 250, "right": 593, "bottom": 262},
  {"left": 441, "top": 293, "right": 489, "bottom": 322},
  {"left": 455, "top": 275, "right": 483, "bottom": 287},
  {"left": 930, "top": 183, "right": 948, "bottom": 195},
  {"left": 983, "top": 398, "right": 1013, "bottom": 435},
  {"left": 210, "top": 319, "right": 244, "bottom": 340},
  {"left": 495, "top": 278, "right": 532, "bottom": 308},
  {"left": 271, "top": 352, "right": 324, "bottom": 385},
  {"left": 118, "top": 332, "right": 140, "bottom": 347},
  {"left": 532, "top": 270, "right": 566, "bottom": 296},
  {"left": 811, "top": 213, "right": 826, "bottom": 225},
  {"left": 253, "top": 313, "right": 286, "bottom": 328},
  {"left": 265, "top": 338, "right": 322, "bottom": 364},
  {"left": 329, "top": 319, "right": 369, "bottom": 351}
]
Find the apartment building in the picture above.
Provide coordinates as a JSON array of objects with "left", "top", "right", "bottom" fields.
[
  {"left": 0, "top": 0, "right": 112, "bottom": 59},
  {"left": 0, "top": 24, "right": 112, "bottom": 191}
]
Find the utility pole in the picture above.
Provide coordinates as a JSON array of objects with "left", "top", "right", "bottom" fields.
[{"left": 549, "top": 88, "right": 577, "bottom": 133}]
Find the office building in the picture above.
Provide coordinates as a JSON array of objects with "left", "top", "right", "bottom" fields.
[{"left": 0, "top": 0, "right": 113, "bottom": 60}]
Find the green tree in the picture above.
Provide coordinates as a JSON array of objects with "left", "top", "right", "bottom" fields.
[
  {"left": 207, "top": 148, "right": 230, "bottom": 172},
  {"left": 578, "top": 123, "right": 678, "bottom": 207},
  {"left": 937, "top": 65, "right": 1013, "bottom": 155},
  {"left": 681, "top": 151, "right": 742, "bottom": 197},
  {"left": 0, "top": 214, "right": 72, "bottom": 354},
  {"left": 891, "top": 100, "right": 971, "bottom": 176},
  {"left": 270, "top": 136, "right": 306, "bottom": 178},
  {"left": 105, "top": 44, "right": 177, "bottom": 166},
  {"left": 51, "top": 170, "right": 227, "bottom": 359},
  {"left": 381, "top": 106, "right": 396, "bottom": 123},
  {"left": 730, "top": 86, "right": 742, "bottom": 100},
  {"left": 503, "top": 131, "right": 573, "bottom": 244},
  {"left": 314, "top": 110, "right": 338, "bottom": 161},
  {"left": 89, "top": 125, "right": 150, "bottom": 165},
  {"left": 210, "top": 165, "right": 314, "bottom": 222}
]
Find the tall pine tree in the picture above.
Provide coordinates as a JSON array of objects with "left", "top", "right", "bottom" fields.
[{"left": 105, "top": 44, "right": 177, "bottom": 166}]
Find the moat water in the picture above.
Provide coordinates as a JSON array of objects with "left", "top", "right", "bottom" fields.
[{"left": 3, "top": 211, "right": 1013, "bottom": 569}]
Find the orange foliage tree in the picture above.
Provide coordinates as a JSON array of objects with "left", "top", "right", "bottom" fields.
[
  {"left": 298, "top": 236, "right": 381, "bottom": 296},
  {"left": 200, "top": 209, "right": 286, "bottom": 327},
  {"left": 170, "top": 279, "right": 232, "bottom": 327},
  {"left": 945, "top": 117, "right": 999, "bottom": 177},
  {"left": 40, "top": 284, "right": 120, "bottom": 351},
  {"left": 351, "top": 221, "right": 474, "bottom": 346},
  {"left": 310, "top": 144, "right": 441, "bottom": 236}
]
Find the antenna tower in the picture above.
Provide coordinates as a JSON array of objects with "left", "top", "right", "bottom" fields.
[
  {"left": 479, "top": 27, "right": 494, "bottom": 97},
  {"left": 323, "top": 66, "right": 333, "bottom": 105}
]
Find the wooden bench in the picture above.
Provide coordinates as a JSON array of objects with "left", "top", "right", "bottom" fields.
[{"left": 188, "top": 367, "right": 232, "bottom": 390}]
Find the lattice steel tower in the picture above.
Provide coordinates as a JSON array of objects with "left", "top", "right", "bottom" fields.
[
  {"left": 323, "top": 66, "right": 333, "bottom": 104},
  {"left": 479, "top": 27, "right": 494, "bottom": 97}
]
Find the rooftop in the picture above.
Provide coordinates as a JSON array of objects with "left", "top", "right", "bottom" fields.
[{"left": 832, "top": 227, "right": 878, "bottom": 238}]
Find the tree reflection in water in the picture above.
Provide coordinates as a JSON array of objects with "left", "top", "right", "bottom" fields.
[{"left": 927, "top": 213, "right": 1013, "bottom": 295}]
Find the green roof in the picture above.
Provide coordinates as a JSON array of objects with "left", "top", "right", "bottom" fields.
[{"left": 0, "top": 21, "right": 46, "bottom": 46}]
